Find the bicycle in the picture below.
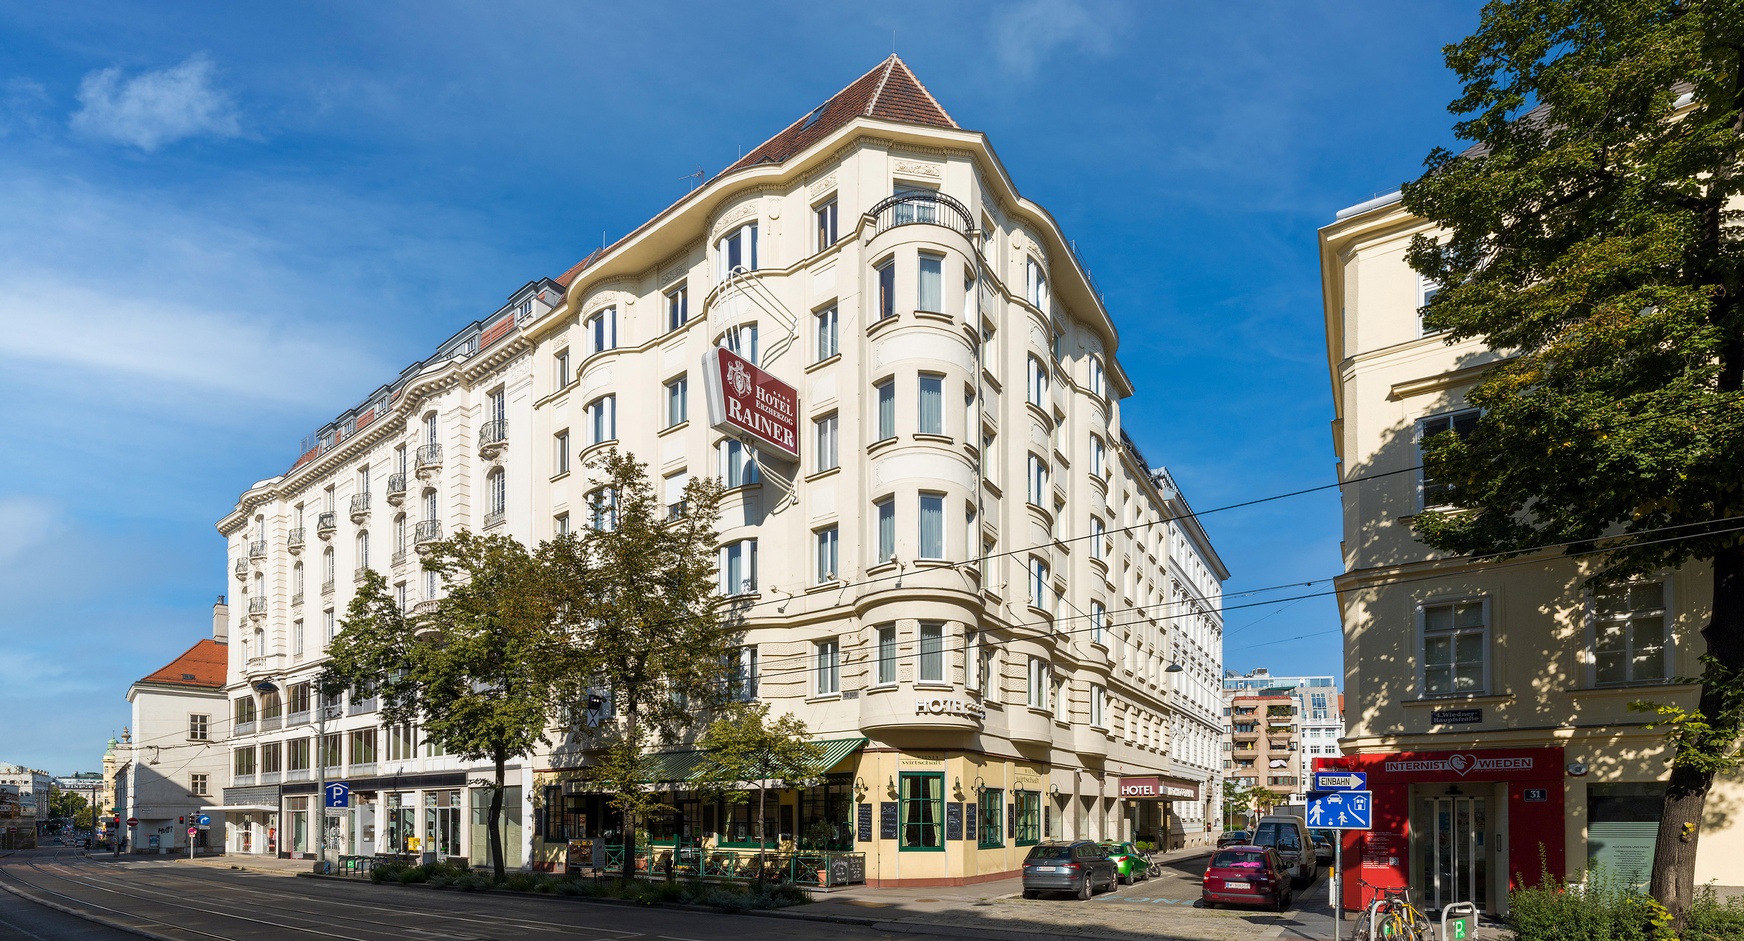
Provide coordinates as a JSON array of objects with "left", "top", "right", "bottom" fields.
[{"left": 1349, "top": 878, "right": 1433, "bottom": 941}]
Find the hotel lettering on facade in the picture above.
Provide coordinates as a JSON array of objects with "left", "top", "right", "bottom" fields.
[
  {"left": 1319, "top": 190, "right": 1744, "bottom": 915},
  {"left": 214, "top": 57, "right": 1226, "bottom": 884}
]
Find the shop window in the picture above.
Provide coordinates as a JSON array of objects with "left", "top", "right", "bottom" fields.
[
  {"left": 901, "top": 772, "right": 944, "bottom": 851},
  {"left": 978, "top": 787, "right": 1004, "bottom": 848}
]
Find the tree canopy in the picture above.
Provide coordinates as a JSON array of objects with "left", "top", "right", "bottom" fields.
[{"left": 1401, "top": 0, "right": 1743, "bottom": 924}]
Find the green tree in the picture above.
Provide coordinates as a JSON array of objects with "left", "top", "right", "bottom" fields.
[
  {"left": 1401, "top": 1, "right": 1744, "bottom": 925},
  {"left": 1221, "top": 779, "right": 1256, "bottom": 830},
  {"left": 322, "top": 531, "right": 562, "bottom": 881},
  {"left": 694, "top": 702, "right": 826, "bottom": 884},
  {"left": 49, "top": 790, "right": 91, "bottom": 828},
  {"left": 546, "top": 449, "right": 735, "bottom": 884}
]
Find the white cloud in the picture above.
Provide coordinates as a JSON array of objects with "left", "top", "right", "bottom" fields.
[
  {"left": 990, "top": 0, "right": 1116, "bottom": 78},
  {"left": 70, "top": 53, "right": 242, "bottom": 151}
]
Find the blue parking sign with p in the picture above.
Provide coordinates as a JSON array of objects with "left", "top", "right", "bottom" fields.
[{"left": 325, "top": 782, "right": 350, "bottom": 808}]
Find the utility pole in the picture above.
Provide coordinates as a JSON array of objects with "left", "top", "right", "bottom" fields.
[{"left": 316, "top": 694, "right": 334, "bottom": 874}]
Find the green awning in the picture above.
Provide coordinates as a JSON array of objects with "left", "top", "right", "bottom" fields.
[{"left": 639, "top": 737, "right": 866, "bottom": 784}]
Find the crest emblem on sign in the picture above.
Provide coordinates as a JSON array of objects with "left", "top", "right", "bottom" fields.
[{"left": 726, "top": 359, "right": 752, "bottom": 397}]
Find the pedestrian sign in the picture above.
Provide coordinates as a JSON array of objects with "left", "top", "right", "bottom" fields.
[
  {"left": 1306, "top": 789, "right": 1372, "bottom": 830},
  {"left": 324, "top": 782, "right": 350, "bottom": 808}
]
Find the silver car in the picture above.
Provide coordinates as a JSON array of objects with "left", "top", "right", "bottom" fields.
[{"left": 1020, "top": 840, "right": 1119, "bottom": 900}]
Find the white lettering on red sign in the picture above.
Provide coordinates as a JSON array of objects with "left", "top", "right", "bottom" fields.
[
  {"left": 703, "top": 347, "right": 800, "bottom": 460},
  {"left": 1380, "top": 754, "right": 1533, "bottom": 777}
]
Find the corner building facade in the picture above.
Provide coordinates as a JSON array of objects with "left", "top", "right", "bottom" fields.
[
  {"left": 1319, "top": 192, "right": 1744, "bottom": 914},
  {"left": 216, "top": 57, "right": 1226, "bottom": 885}
]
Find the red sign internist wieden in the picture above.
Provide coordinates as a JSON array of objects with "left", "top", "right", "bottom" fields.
[{"left": 702, "top": 346, "right": 800, "bottom": 461}]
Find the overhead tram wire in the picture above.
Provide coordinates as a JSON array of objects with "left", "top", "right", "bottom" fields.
[{"left": 673, "top": 512, "right": 1744, "bottom": 688}]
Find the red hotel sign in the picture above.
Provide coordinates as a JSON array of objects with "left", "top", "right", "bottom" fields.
[{"left": 703, "top": 346, "right": 799, "bottom": 460}]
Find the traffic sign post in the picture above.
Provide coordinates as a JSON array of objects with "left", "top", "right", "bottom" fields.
[{"left": 1306, "top": 790, "right": 1371, "bottom": 941}]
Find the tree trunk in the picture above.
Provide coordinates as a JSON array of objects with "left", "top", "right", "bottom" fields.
[
  {"left": 488, "top": 750, "right": 506, "bottom": 882},
  {"left": 620, "top": 706, "right": 639, "bottom": 886},
  {"left": 756, "top": 776, "right": 767, "bottom": 889},
  {"left": 1651, "top": 542, "right": 1744, "bottom": 929}
]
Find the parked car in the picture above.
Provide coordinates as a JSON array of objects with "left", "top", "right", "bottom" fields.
[
  {"left": 1201, "top": 845, "right": 1293, "bottom": 911},
  {"left": 1099, "top": 841, "right": 1152, "bottom": 884},
  {"left": 1021, "top": 840, "right": 1120, "bottom": 900},
  {"left": 1216, "top": 829, "right": 1251, "bottom": 848},
  {"left": 1251, "top": 814, "right": 1318, "bottom": 885},
  {"left": 1310, "top": 828, "right": 1336, "bottom": 864}
]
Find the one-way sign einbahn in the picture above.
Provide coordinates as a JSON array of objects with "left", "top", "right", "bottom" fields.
[
  {"left": 1311, "top": 771, "right": 1367, "bottom": 792},
  {"left": 1306, "top": 790, "right": 1372, "bottom": 830}
]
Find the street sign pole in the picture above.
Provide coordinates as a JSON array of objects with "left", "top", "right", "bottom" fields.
[
  {"left": 1333, "top": 837, "right": 1342, "bottom": 941},
  {"left": 316, "top": 700, "right": 328, "bottom": 875}
]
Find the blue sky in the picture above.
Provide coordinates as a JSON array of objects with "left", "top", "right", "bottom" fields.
[{"left": 0, "top": 1, "right": 1476, "bottom": 774}]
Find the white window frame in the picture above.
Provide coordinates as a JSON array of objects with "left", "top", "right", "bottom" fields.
[
  {"left": 1028, "top": 557, "right": 1050, "bottom": 612},
  {"left": 917, "top": 373, "right": 944, "bottom": 436},
  {"left": 814, "top": 199, "right": 838, "bottom": 252},
  {"left": 716, "top": 222, "right": 759, "bottom": 280},
  {"left": 1587, "top": 580, "right": 1672, "bottom": 688},
  {"left": 875, "top": 379, "right": 896, "bottom": 441},
  {"left": 1089, "top": 355, "right": 1106, "bottom": 399},
  {"left": 587, "top": 395, "right": 617, "bottom": 445},
  {"left": 722, "top": 322, "right": 759, "bottom": 365},
  {"left": 815, "top": 638, "right": 841, "bottom": 696},
  {"left": 1090, "top": 516, "right": 1106, "bottom": 560},
  {"left": 814, "top": 413, "right": 839, "bottom": 472},
  {"left": 666, "top": 284, "right": 688, "bottom": 332},
  {"left": 1090, "top": 685, "right": 1106, "bottom": 728},
  {"left": 815, "top": 305, "right": 839, "bottom": 361},
  {"left": 665, "top": 376, "right": 688, "bottom": 428},
  {"left": 1027, "top": 454, "right": 1048, "bottom": 506},
  {"left": 918, "top": 621, "right": 944, "bottom": 684},
  {"left": 815, "top": 526, "right": 839, "bottom": 584},
  {"left": 876, "top": 258, "right": 896, "bottom": 320},
  {"left": 719, "top": 538, "right": 758, "bottom": 596},
  {"left": 1417, "top": 595, "right": 1491, "bottom": 698},
  {"left": 1090, "top": 435, "right": 1106, "bottom": 477},
  {"left": 1027, "top": 656, "right": 1049, "bottom": 709},
  {"left": 917, "top": 252, "right": 944, "bottom": 313},
  {"left": 1026, "top": 355, "right": 1049, "bottom": 407},
  {"left": 719, "top": 438, "right": 760, "bottom": 488},
  {"left": 586, "top": 307, "right": 617, "bottom": 356},
  {"left": 918, "top": 491, "right": 945, "bottom": 560},
  {"left": 875, "top": 497, "right": 896, "bottom": 564},
  {"left": 1090, "top": 601, "right": 1106, "bottom": 646},
  {"left": 1416, "top": 408, "right": 1480, "bottom": 508},
  {"left": 876, "top": 625, "right": 897, "bottom": 687}
]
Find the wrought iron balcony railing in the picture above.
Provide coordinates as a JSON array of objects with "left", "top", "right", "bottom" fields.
[
  {"left": 414, "top": 519, "right": 443, "bottom": 544},
  {"left": 868, "top": 191, "right": 974, "bottom": 240}
]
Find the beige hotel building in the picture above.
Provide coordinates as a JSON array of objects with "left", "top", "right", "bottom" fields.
[
  {"left": 214, "top": 56, "right": 1227, "bottom": 885},
  {"left": 1320, "top": 190, "right": 1744, "bottom": 915}
]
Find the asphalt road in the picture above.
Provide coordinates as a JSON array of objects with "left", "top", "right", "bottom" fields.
[{"left": 0, "top": 847, "right": 908, "bottom": 941}]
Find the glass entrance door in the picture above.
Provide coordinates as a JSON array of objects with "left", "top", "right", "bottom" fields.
[{"left": 1415, "top": 796, "right": 1487, "bottom": 911}]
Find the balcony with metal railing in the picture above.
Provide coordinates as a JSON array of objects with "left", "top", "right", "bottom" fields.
[
  {"left": 248, "top": 540, "right": 267, "bottom": 560},
  {"left": 248, "top": 596, "right": 267, "bottom": 619},
  {"left": 483, "top": 509, "right": 505, "bottom": 529},
  {"left": 322, "top": 578, "right": 336, "bottom": 596},
  {"left": 478, "top": 419, "right": 508, "bottom": 459},
  {"left": 291, "top": 591, "right": 303, "bottom": 607},
  {"left": 391, "top": 549, "right": 408, "bottom": 567},
  {"left": 386, "top": 473, "right": 408, "bottom": 506},
  {"left": 350, "top": 492, "right": 371, "bottom": 523},
  {"left": 287, "top": 528, "right": 305, "bottom": 554},
  {"left": 316, "top": 511, "right": 338, "bottom": 539},
  {"left": 414, "top": 519, "right": 442, "bottom": 551},
  {"left": 416, "top": 444, "right": 443, "bottom": 478},
  {"left": 868, "top": 191, "right": 975, "bottom": 240},
  {"left": 234, "top": 557, "right": 248, "bottom": 580}
]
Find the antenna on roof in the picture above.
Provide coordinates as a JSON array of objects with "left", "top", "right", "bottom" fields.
[
  {"left": 892, "top": 29, "right": 896, "bottom": 54},
  {"left": 679, "top": 166, "right": 705, "bottom": 192}
]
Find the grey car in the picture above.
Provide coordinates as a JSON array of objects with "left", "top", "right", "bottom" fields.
[{"left": 1020, "top": 840, "right": 1119, "bottom": 900}]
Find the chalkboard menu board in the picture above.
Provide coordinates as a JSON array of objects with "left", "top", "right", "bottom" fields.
[
  {"left": 945, "top": 802, "right": 964, "bottom": 842},
  {"left": 964, "top": 801, "right": 977, "bottom": 840},
  {"left": 857, "top": 803, "right": 874, "bottom": 843},
  {"left": 879, "top": 802, "right": 899, "bottom": 841}
]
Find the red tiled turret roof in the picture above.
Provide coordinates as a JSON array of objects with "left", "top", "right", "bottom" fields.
[
  {"left": 553, "top": 56, "right": 957, "bottom": 289},
  {"left": 136, "top": 638, "right": 227, "bottom": 689}
]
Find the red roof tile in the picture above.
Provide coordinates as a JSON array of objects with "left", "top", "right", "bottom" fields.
[
  {"left": 550, "top": 56, "right": 957, "bottom": 289},
  {"left": 137, "top": 638, "right": 227, "bottom": 690}
]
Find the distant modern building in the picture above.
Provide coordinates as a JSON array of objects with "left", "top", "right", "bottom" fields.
[
  {"left": 112, "top": 606, "right": 230, "bottom": 854},
  {"left": 1220, "top": 668, "right": 1343, "bottom": 807},
  {"left": 0, "top": 763, "right": 52, "bottom": 849}
]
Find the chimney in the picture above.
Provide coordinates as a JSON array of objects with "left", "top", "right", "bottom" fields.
[{"left": 212, "top": 595, "right": 229, "bottom": 643}]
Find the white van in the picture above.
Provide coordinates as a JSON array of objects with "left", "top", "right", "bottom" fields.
[{"left": 1252, "top": 814, "right": 1318, "bottom": 885}]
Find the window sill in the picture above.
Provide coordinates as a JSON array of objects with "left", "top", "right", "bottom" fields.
[
  {"left": 723, "top": 482, "right": 763, "bottom": 497},
  {"left": 914, "top": 681, "right": 953, "bottom": 691},
  {"left": 549, "top": 471, "right": 571, "bottom": 483},
  {"left": 914, "top": 433, "right": 953, "bottom": 446},
  {"left": 868, "top": 436, "right": 899, "bottom": 455},
  {"left": 981, "top": 479, "right": 1003, "bottom": 499},
  {"left": 1565, "top": 682, "right": 1695, "bottom": 696},
  {"left": 807, "top": 579, "right": 845, "bottom": 593},
  {"left": 914, "top": 310, "right": 954, "bottom": 324},
  {"left": 579, "top": 439, "right": 619, "bottom": 461},
  {"left": 806, "top": 693, "right": 842, "bottom": 704},
  {"left": 867, "top": 561, "right": 900, "bottom": 577},
  {"left": 868, "top": 314, "right": 900, "bottom": 336},
  {"left": 868, "top": 682, "right": 899, "bottom": 693},
  {"left": 806, "top": 353, "right": 842, "bottom": 374},
  {"left": 1400, "top": 693, "right": 1512, "bottom": 707},
  {"left": 658, "top": 421, "right": 689, "bottom": 438},
  {"left": 804, "top": 466, "right": 842, "bottom": 483},
  {"left": 1025, "top": 402, "right": 1053, "bottom": 427}
]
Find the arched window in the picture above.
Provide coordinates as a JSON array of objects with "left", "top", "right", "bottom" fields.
[
  {"left": 356, "top": 531, "right": 369, "bottom": 570},
  {"left": 422, "top": 489, "right": 438, "bottom": 522},
  {"left": 393, "top": 514, "right": 406, "bottom": 552},
  {"left": 293, "top": 561, "right": 304, "bottom": 595},
  {"left": 323, "top": 547, "right": 335, "bottom": 585}
]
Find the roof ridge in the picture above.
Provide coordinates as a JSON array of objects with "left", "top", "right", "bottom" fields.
[
  {"left": 864, "top": 54, "right": 900, "bottom": 117},
  {"left": 886, "top": 56, "right": 955, "bottom": 128}
]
